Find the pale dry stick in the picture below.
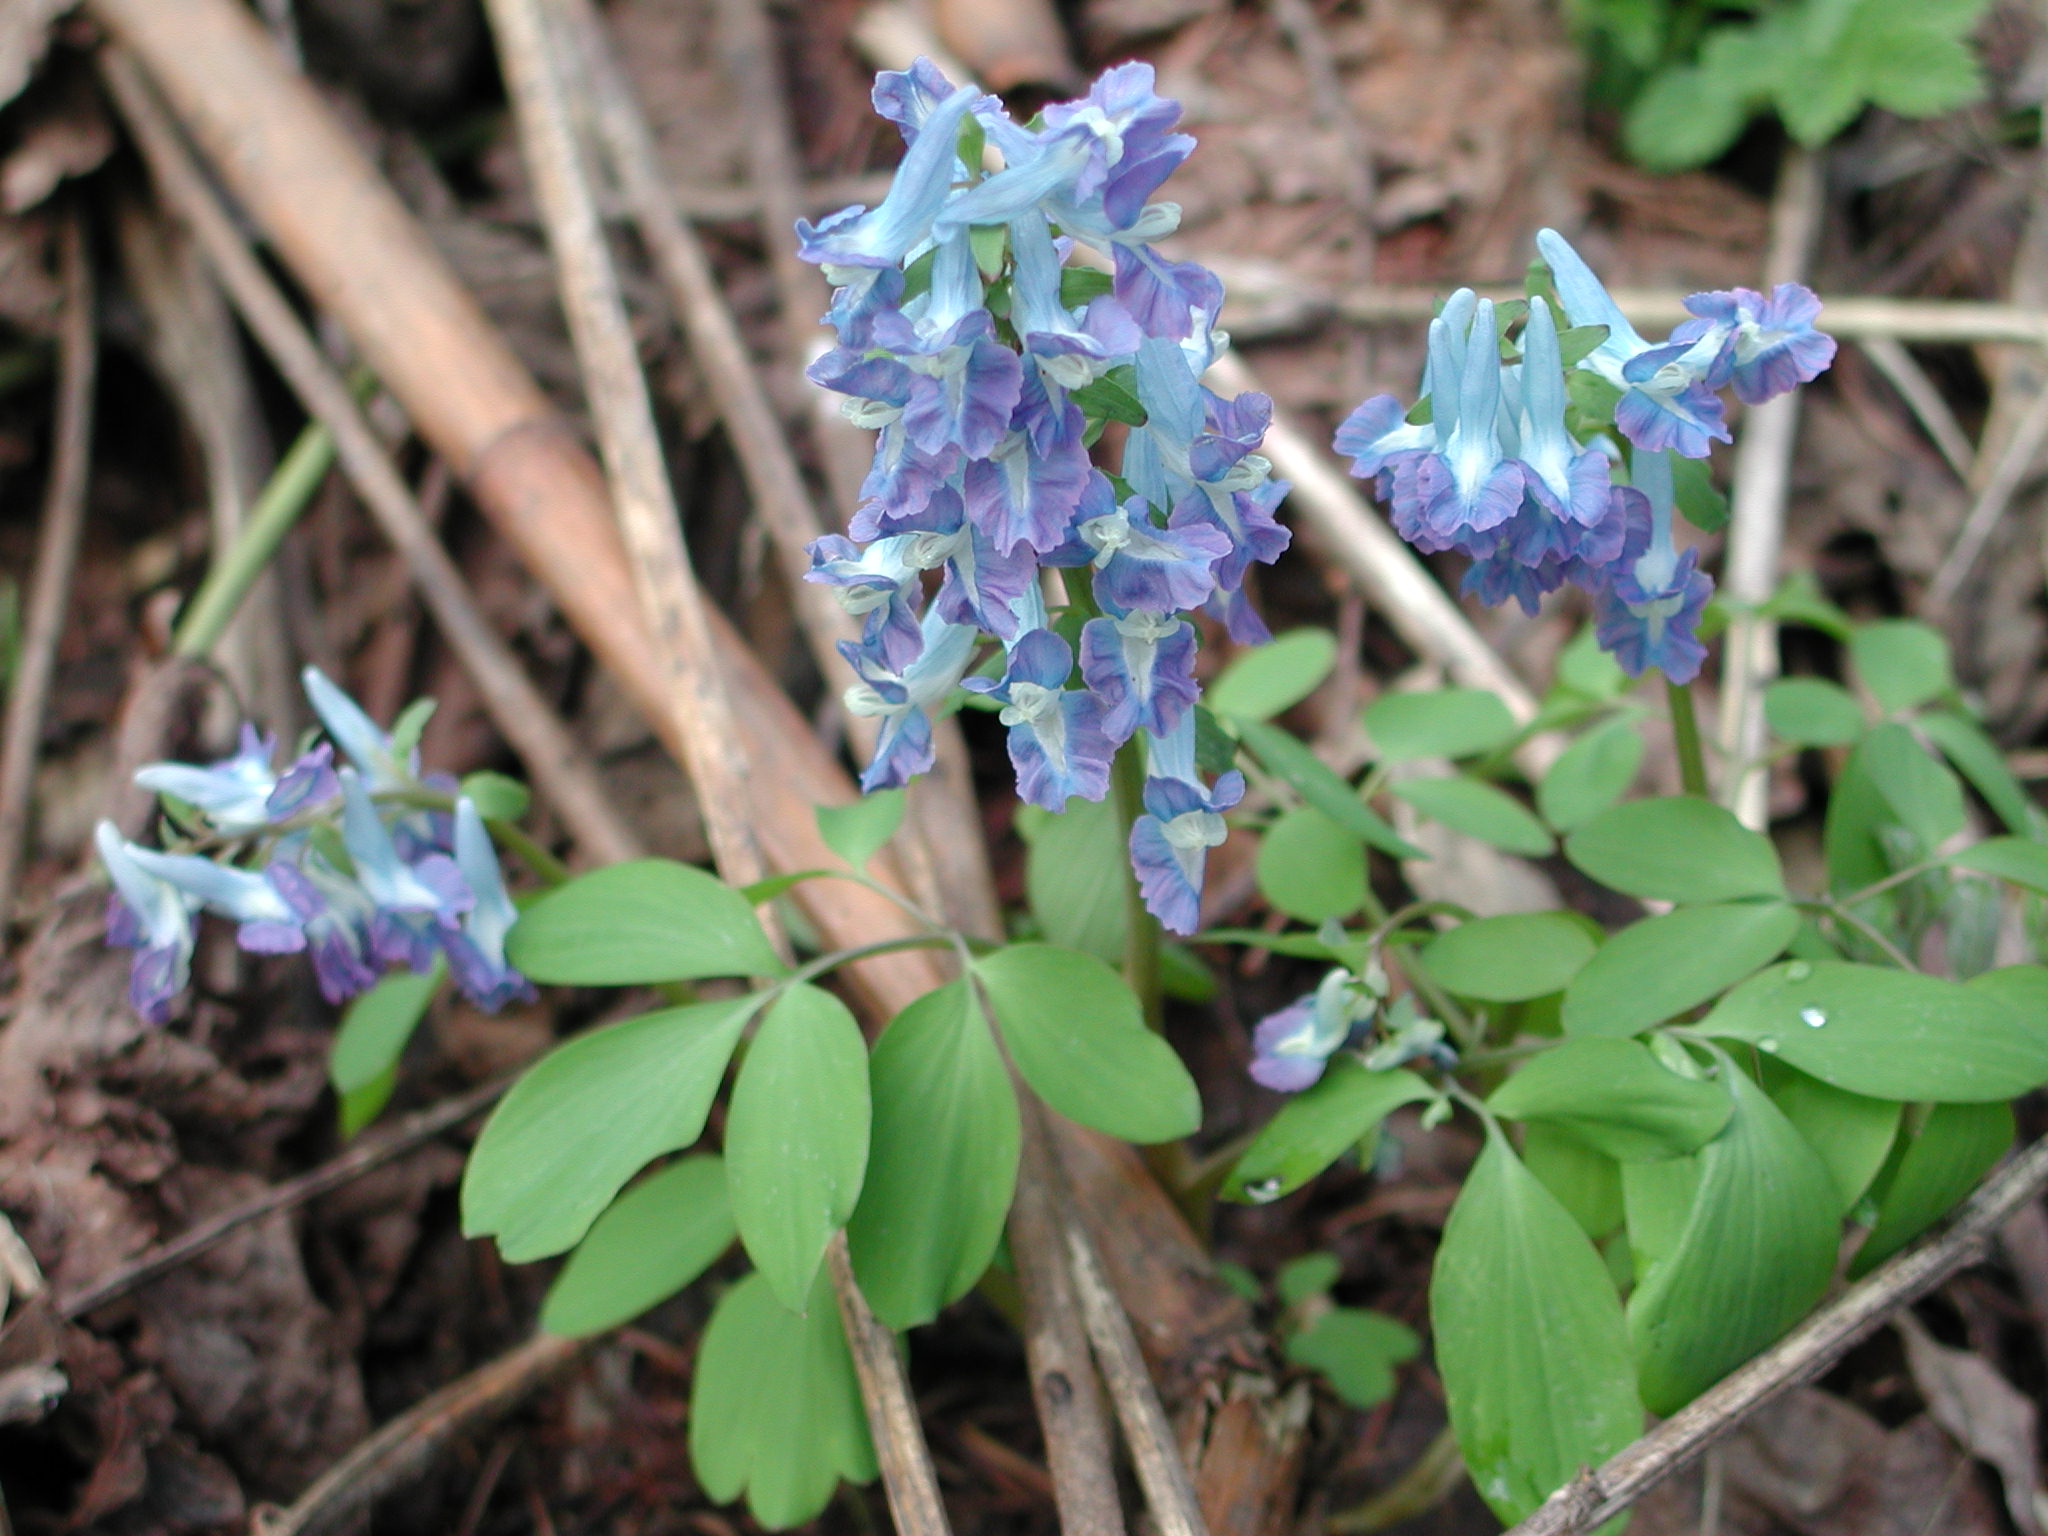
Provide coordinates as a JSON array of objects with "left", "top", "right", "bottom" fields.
[
  {"left": 101, "top": 52, "right": 644, "bottom": 869},
  {"left": 1501, "top": 1133, "right": 2048, "bottom": 1536},
  {"left": 0, "top": 210, "right": 93, "bottom": 934},
  {"left": 1860, "top": 336, "right": 1975, "bottom": 483},
  {"left": 484, "top": 5, "right": 952, "bottom": 1531},
  {"left": 1062, "top": 1213, "right": 1212, "bottom": 1536},
  {"left": 1011, "top": 1100, "right": 1130, "bottom": 1536},
  {"left": 550, "top": 0, "right": 854, "bottom": 689},
  {"left": 1202, "top": 352, "right": 1546, "bottom": 744},
  {"left": 250, "top": 1332, "right": 589, "bottom": 1536},
  {"left": 1926, "top": 380, "right": 2048, "bottom": 613},
  {"left": 711, "top": 0, "right": 821, "bottom": 371},
  {"left": 1334, "top": 287, "right": 2048, "bottom": 348},
  {"left": 1716, "top": 147, "right": 1825, "bottom": 828},
  {"left": 60, "top": 1076, "right": 509, "bottom": 1320}
]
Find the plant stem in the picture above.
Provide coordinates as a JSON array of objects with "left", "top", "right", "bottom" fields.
[
  {"left": 1111, "top": 733, "right": 1164, "bottom": 1027},
  {"left": 1667, "top": 678, "right": 1710, "bottom": 798},
  {"left": 171, "top": 370, "right": 376, "bottom": 659}
]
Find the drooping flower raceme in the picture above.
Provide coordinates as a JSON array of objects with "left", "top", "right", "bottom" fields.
[
  {"left": 801, "top": 58, "right": 1286, "bottom": 935},
  {"left": 97, "top": 666, "right": 533, "bottom": 1022},
  {"left": 1333, "top": 227, "right": 1834, "bottom": 686}
]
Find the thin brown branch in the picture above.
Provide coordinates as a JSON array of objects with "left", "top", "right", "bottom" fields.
[
  {"left": 1063, "top": 1212, "right": 1212, "bottom": 1536},
  {"left": 1859, "top": 336, "right": 1974, "bottom": 483},
  {"left": 0, "top": 209, "right": 94, "bottom": 934},
  {"left": 1503, "top": 1134, "right": 2048, "bottom": 1536},
  {"left": 99, "top": 50, "right": 643, "bottom": 870},
  {"left": 59, "top": 1076, "right": 508, "bottom": 1320},
  {"left": 1013, "top": 1100, "right": 1129, "bottom": 1536},
  {"left": 249, "top": 1333, "right": 588, "bottom": 1536}
]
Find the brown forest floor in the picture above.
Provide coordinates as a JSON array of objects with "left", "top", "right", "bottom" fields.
[{"left": 3, "top": 1, "right": 2048, "bottom": 1533}]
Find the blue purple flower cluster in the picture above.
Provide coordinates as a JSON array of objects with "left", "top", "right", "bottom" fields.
[
  {"left": 800, "top": 58, "right": 1285, "bottom": 934},
  {"left": 96, "top": 668, "right": 530, "bottom": 1023},
  {"left": 1332, "top": 229, "right": 1836, "bottom": 685}
]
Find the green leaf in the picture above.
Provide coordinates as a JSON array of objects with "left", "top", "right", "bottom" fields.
[
  {"left": 975, "top": 944, "right": 1200, "bottom": 1144},
  {"left": 1699, "top": 961, "right": 2048, "bottom": 1102},
  {"left": 1364, "top": 687, "right": 1519, "bottom": 762},
  {"left": 1225, "top": 1059, "right": 1433, "bottom": 1202},
  {"left": 689, "top": 1269, "right": 877, "bottom": 1529},
  {"left": 1625, "top": 1062, "right": 1839, "bottom": 1414},
  {"left": 462, "top": 996, "right": 758, "bottom": 1261},
  {"left": 1287, "top": 1308, "right": 1420, "bottom": 1409},
  {"left": 1555, "top": 622, "right": 1628, "bottom": 699},
  {"left": 1763, "top": 678, "right": 1864, "bottom": 746},
  {"left": 339, "top": 1066, "right": 396, "bottom": 1138},
  {"left": 1419, "top": 913, "right": 1597, "bottom": 1003},
  {"left": 506, "top": 859, "right": 783, "bottom": 984},
  {"left": 1562, "top": 902, "right": 1801, "bottom": 1037},
  {"left": 1919, "top": 711, "right": 2039, "bottom": 836},
  {"left": 1276, "top": 1251, "right": 1341, "bottom": 1303},
  {"left": 458, "top": 770, "right": 530, "bottom": 822},
  {"left": 1554, "top": 324, "right": 1611, "bottom": 369},
  {"left": 968, "top": 222, "right": 1008, "bottom": 278},
  {"left": 1949, "top": 836, "right": 2048, "bottom": 896},
  {"left": 1760, "top": 571, "right": 1853, "bottom": 639},
  {"left": 1431, "top": 1131, "right": 1644, "bottom": 1524},
  {"left": 330, "top": 962, "right": 441, "bottom": 1095},
  {"left": 1024, "top": 792, "right": 1129, "bottom": 964},
  {"left": 1068, "top": 370, "right": 1146, "bottom": 427},
  {"left": 815, "top": 790, "right": 905, "bottom": 870},
  {"left": 1059, "top": 267, "right": 1114, "bottom": 307},
  {"left": 1821, "top": 738, "right": 1898, "bottom": 894},
  {"left": 1564, "top": 797, "right": 1785, "bottom": 903},
  {"left": 1208, "top": 628, "right": 1337, "bottom": 722},
  {"left": 1489, "top": 1037, "right": 1731, "bottom": 1160},
  {"left": 726, "top": 984, "right": 871, "bottom": 1311},
  {"left": 1856, "top": 722, "right": 1966, "bottom": 855},
  {"left": 1622, "top": 51, "right": 1759, "bottom": 171},
  {"left": 1537, "top": 715, "right": 1643, "bottom": 832},
  {"left": 847, "top": 981, "right": 1019, "bottom": 1329},
  {"left": 541, "top": 1155, "right": 735, "bottom": 1336},
  {"left": 1234, "top": 718, "right": 1424, "bottom": 860},
  {"left": 388, "top": 696, "right": 437, "bottom": 762},
  {"left": 1761, "top": 1063, "right": 1899, "bottom": 1215},
  {"left": 1850, "top": 620, "right": 1952, "bottom": 713},
  {"left": 1670, "top": 452, "right": 1729, "bottom": 534},
  {"left": 1853, "top": 1101, "right": 2014, "bottom": 1275},
  {"left": 1256, "top": 806, "right": 1368, "bottom": 923},
  {"left": 1621, "top": 1153, "right": 1699, "bottom": 1283},
  {"left": 1522, "top": 1122, "right": 1623, "bottom": 1239},
  {"left": 1389, "top": 777, "right": 1554, "bottom": 857}
]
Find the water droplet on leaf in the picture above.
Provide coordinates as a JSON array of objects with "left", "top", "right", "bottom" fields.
[
  {"left": 1243, "top": 1177, "right": 1284, "bottom": 1203},
  {"left": 1758, "top": 1036, "right": 1780, "bottom": 1053},
  {"left": 1785, "top": 961, "right": 1812, "bottom": 982},
  {"left": 1799, "top": 1006, "right": 1827, "bottom": 1029}
]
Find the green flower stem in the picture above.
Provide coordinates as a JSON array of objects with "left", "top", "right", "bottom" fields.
[
  {"left": 1062, "top": 568, "right": 1165, "bottom": 1024},
  {"left": 1111, "top": 732, "right": 1165, "bottom": 1027},
  {"left": 1666, "top": 678, "right": 1711, "bottom": 799},
  {"left": 171, "top": 372, "right": 376, "bottom": 658}
]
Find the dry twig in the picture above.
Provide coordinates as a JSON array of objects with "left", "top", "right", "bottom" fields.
[
  {"left": 249, "top": 1333, "right": 588, "bottom": 1536},
  {"left": 1502, "top": 1134, "right": 2048, "bottom": 1536},
  {"left": 59, "top": 1077, "right": 508, "bottom": 1320},
  {"left": 0, "top": 209, "right": 93, "bottom": 934}
]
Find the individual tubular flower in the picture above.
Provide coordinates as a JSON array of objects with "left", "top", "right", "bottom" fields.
[
  {"left": 1050, "top": 472, "right": 1229, "bottom": 614},
  {"left": 795, "top": 82, "right": 981, "bottom": 274},
  {"left": 338, "top": 768, "right": 472, "bottom": 972},
  {"left": 441, "top": 799, "right": 535, "bottom": 1012},
  {"left": 966, "top": 628, "right": 1115, "bottom": 810},
  {"left": 146, "top": 726, "right": 340, "bottom": 836},
  {"left": 304, "top": 665, "right": 414, "bottom": 790},
  {"left": 1078, "top": 608, "right": 1199, "bottom": 744},
  {"left": 1387, "top": 296, "right": 1523, "bottom": 552},
  {"left": 1249, "top": 967, "right": 1377, "bottom": 1092},
  {"left": 96, "top": 822, "right": 201, "bottom": 1024},
  {"left": 1671, "top": 284, "right": 1837, "bottom": 406},
  {"left": 842, "top": 610, "right": 980, "bottom": 792},
  {"left": 962, "top": 369, "right": 1092, "bottom": 555},
  {"left": 1591, "top": 451, "right": 1712, "bottom": 684},
  {"left": 1127, "top": 713, "right": 1244, "bottom": 935},
  {"left": 1007, "top": 209, "right": 1141, "bottom": 390},
  {"left": 1535, "top": 228, "right": 1732, "bottom": 459},
  {"left": 804, "top": 532, "right": 924, "bottom": 670}
]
